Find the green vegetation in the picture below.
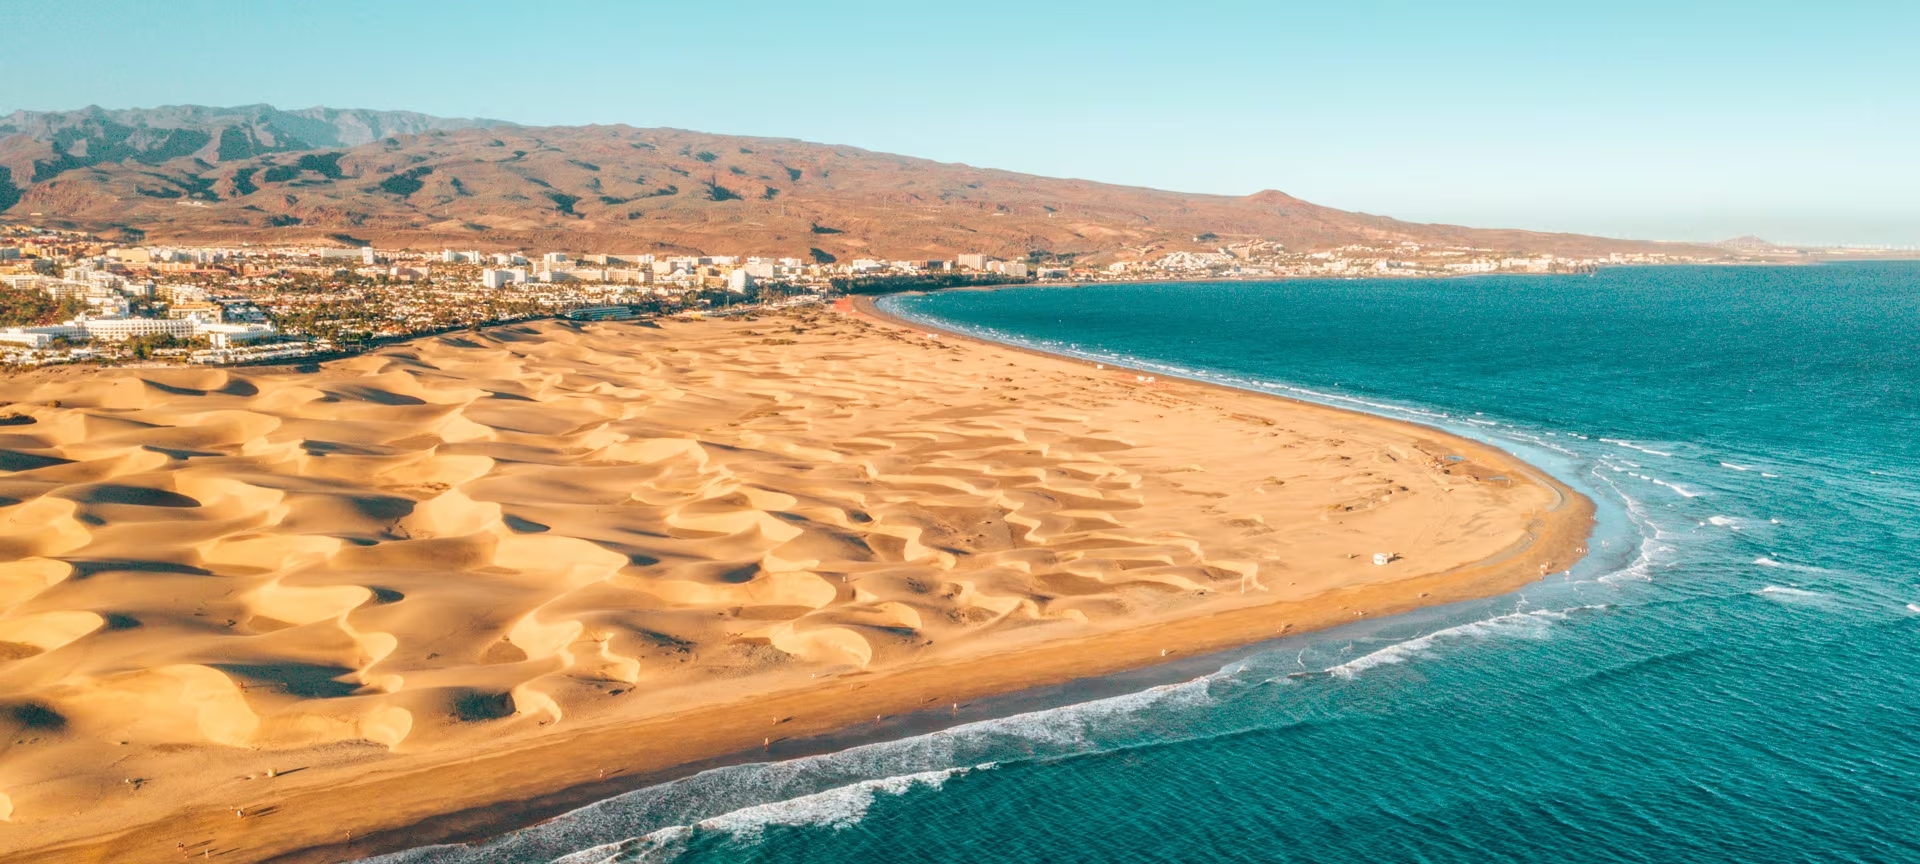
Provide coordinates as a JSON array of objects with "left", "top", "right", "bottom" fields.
[
  {"left": 829, "top": 273, "right": 1028, "bottom": 295},
  {"left": 694, "top": 150, "right": 719, "bottom": 163},
  {"left": 377, "top": 166, "right": 433, "bottom": 197},
  {"left": 261, "top": 152, "right": 347, "bottom": 184},
  {"left": 703, "top": 182, "right": 742, "bottom": 202},
  {"left": 260, "top": 271, "right": 553, "bottom": 347},
  {"left": 124, "top": 333, "right": 203, "bottom": 359},
  {"left": 230, "top": 167, "right": 260, "bottom": 196},
  {"left": 0, "top": 166, "right": 19, "bottom": 211},
  {"left": 0, "top": 289, "right": 84, "bottom": 327}
]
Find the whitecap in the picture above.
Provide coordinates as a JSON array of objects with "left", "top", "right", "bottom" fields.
[
  {"left": 1600, "top": 439, "right": 1674, "bottom": 457},
  {"left": 1755, "top": 585, "right": 1824, "bottom": 600},
  {"left": 696, "top": 766, "right": 973, "bottom": 840},
  {"left": 556, "top": 767, "right": 980, "bottom": 864},
  {"left": 1321, "top": 608, "right": 1573, "bottom": 681},
  {"left": 554, "top": 826, "right": 693, "bottom": 864},
  {"left": 361, "top": 670, "right": 1224, "bottom": 864},
  {"left": 1753, "top": 556, "right": 1833, "bottom": 574},
  {"left": 1647, "top": 477, "right": 1701, "bottom": 499}
]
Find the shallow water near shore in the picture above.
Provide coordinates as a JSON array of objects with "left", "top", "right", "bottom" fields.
[{"left": 371, "top": 262, "right": 1920, "bottom": 863}]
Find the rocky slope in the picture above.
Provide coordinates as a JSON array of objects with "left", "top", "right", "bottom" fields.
[{"left": 0, "top": 106, "right": 1691, "bottom": 259}]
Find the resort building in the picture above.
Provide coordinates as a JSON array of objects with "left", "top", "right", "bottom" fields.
[{"left": 481, "top": 268, "right": 529, "bottom": 288}]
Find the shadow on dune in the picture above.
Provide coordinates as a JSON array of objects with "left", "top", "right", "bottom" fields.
[
  {"left": 60, "top": 484, "right": 202, "bottom": 508},
  {"left": 347, "top": 494, "right": 416, "bottom": 520},
  {"left": 486, "top": 327, "right": 545, "bottom": 343},
  {"left": 140, "top": 379, "right": 209, "bottom": 397},
  {"left": 451, "top": 690, "right": 516, "bottom": 721},
  {"left": 0, "top": 414, "right": 37, "bottom": 427},
  {"left": 0, "top": 449, "right": 74, "bottom": 472},
  {"left": 142, "top": 444, "right": 224, "bottom": 460},
  {"left": 65, "top": 558, "right": 213, "bottom": 579},
  {"left": 301, "top": 439, "right": 408, "bottom": 456},
  {"left": 210, "top": 663, "right": 362, "bottom": 698},
  {"left": 321, "top": 385, "right": 426, "bottom": 406},
  {"left": 5, "top": 701, "right": 66, "bottom": 732},
  {"left": 502, "top": 513, "right": 550, "bottom": 533},
  {"left": 581, "top": 538, "right": 660, "bottom": 566}
]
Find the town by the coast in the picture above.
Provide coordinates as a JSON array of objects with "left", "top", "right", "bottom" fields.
[{"left": 1, "top": 222, "right": 1828, "bottom": 368}]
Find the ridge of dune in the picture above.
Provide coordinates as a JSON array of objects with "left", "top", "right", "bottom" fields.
[{"left": 0, "top": 307, "right": 1586, "bottom": 862}]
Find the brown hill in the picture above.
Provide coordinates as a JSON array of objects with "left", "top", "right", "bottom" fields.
[{"left": 2, "top": 112, "right": 1695, "bottom": 259}]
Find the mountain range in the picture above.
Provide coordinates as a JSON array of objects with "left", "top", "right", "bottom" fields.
[{"left": 0, "top": 105, "right": 1699, "bottom": 259}]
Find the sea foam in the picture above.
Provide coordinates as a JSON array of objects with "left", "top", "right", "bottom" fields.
[
  {"left": 1316, "top": 608, "right": 1579, "bottom": 681},
  {"left": 555, "top": 766, "right": 984, "bottom": 864}
]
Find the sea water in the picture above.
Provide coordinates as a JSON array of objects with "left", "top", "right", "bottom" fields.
[{"left": 371, "top": 263, "right": 1920, "bottom": 863}]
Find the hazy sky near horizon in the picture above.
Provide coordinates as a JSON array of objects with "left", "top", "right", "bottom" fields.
[{"left": 3, "top": 0, "right": 1915, "bottom": 245}]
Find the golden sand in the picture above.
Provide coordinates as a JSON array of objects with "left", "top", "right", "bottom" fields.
[{"left": 0, "top": 306, "right": 1588, "bottom": 861}]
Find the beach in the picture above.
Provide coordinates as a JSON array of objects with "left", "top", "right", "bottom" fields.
[{"left": 0, "top": 304, "right": 1590, "bottom": 863}]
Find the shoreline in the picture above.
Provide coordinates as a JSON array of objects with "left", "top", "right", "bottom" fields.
[
  {"left": 857, "top": 293, "right": 1554, "bottom": 480},
  {"left": 14, "top": 307, "right": 1593, "bottom": 864},
  {"left": 913, "top": 258, "right": 1842, "bottom": 295}
]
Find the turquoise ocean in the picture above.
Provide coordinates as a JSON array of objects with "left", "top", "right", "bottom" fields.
[{"left": 372, "top": 262, "right": 1920, "bottom": 863}]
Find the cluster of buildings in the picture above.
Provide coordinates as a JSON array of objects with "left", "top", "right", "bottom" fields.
[
  {"left": 465, "top": 251, "right": 809, "bottom": 293},
  {"left": 1096, "top": 241, "right": 1698, "bottom": 280},
  {"left": 0, "top": 265, "right": 277, "bottom": 359},
  {"left": 0, "top": 220, "right": 1747, "bottom": 367},
  {"left": 460, "top": 250, "right": 1033, "bottom": 293}
]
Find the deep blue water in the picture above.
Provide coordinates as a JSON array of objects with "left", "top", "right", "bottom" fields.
[{"left": 376, "top": 263, "right": 1920, "bottom": 864}]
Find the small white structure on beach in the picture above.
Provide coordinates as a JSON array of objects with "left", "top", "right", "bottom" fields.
[{"left": 1373, "top": 553, "right": 1392, "bottom": 566}]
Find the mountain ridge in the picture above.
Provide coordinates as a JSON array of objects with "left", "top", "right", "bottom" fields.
[{"left": 0, "top": 105, "right": 1709, "bottom": 260}]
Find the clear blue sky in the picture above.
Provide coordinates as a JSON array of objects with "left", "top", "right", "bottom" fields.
[{"left": 3, "top": 0, "right": 1915, "bottom": 246}]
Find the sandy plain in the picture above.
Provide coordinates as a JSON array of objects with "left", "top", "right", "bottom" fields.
[{"left": 0, "top": 304, "right": 1588, "bottom": 862}]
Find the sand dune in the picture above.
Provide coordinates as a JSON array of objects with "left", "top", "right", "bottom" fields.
[{"left": 0, "top": 307, "right": 1584, "bottom": 861}]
